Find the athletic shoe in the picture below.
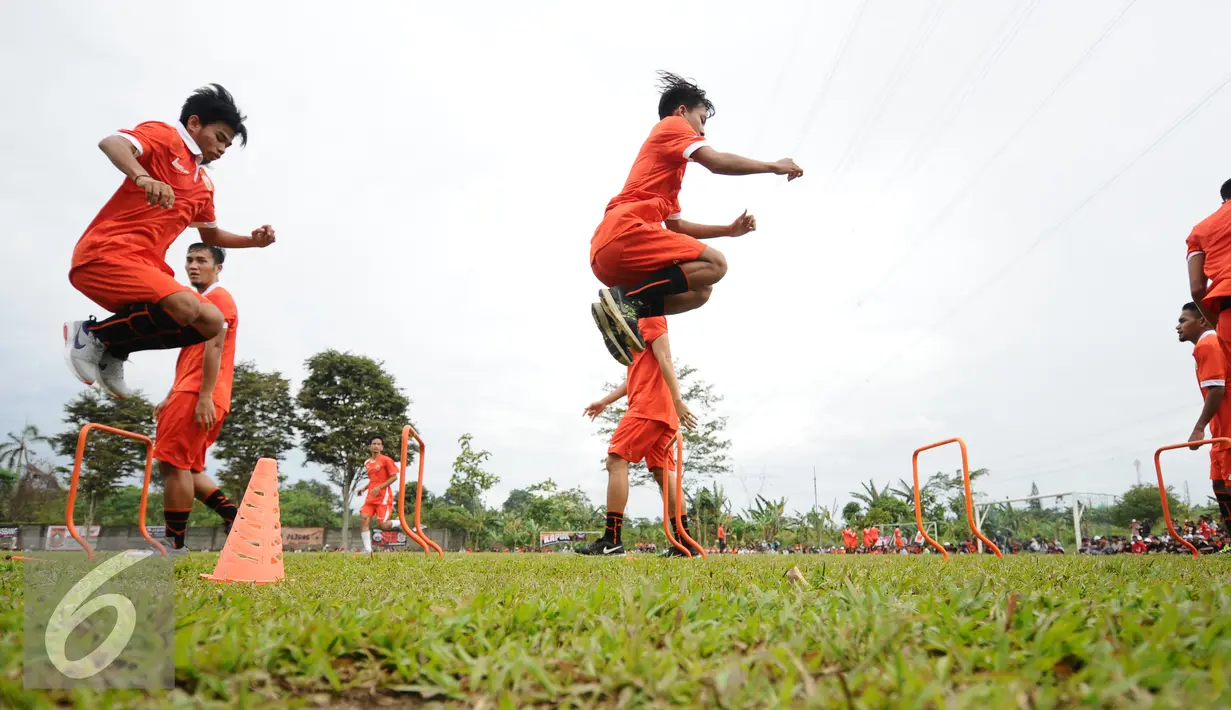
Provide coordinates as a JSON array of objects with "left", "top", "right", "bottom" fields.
[
  {"left": 597, "top": 288, "right": 646, "bottom": 353},
  {"left": 165, "top": 543, "right": 190, "bottom": 559},
  {"left": 591, "top": 303, "right": 633, "bottom": 366},
  {"left": 576, "top": 537, "right": 624, "bottom": 556},
  {"left": 663, "top": 542, "right": 702, "bottom": 558},
  {"left": 63, "top": 320, "right": 104, "bottom": 386},
  {"left": 97, "top": 353, "right": 132, "bottom": 399}
]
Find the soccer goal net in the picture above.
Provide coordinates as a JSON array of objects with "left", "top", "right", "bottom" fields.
[{"left": 974, "top": 491, "right": 1120, "bottom": 553}]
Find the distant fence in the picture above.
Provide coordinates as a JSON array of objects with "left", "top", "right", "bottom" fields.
[{"left": 0, "top": 524, "right": 465, "bottom": 552}]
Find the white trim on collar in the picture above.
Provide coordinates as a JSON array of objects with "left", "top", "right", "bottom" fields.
[
  {"left": 173, "top": 121, "right": 204, "bottom": 162},
  {"left": 201, "top": 282, "right": 223, "bottom": 297},
  {"left": 1200, "top": 330, "right": 1218, "bottom": 341}
]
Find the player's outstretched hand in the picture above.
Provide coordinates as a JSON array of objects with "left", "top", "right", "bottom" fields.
[
  {"left": 1189, "top": 425, "right": 1205, "bottom": 450},
  {"left": 728, "top": 210, "right": 757, "bottom": 237},
  {"left": 135, "top": 176, "right": 175, "bottom": 209},
  {"left": 251, "top": 225, "right": 276, "bottom": 247},
  {"left": 193, "top": 395, "right": 216, "bottom": 431},
  {"left": 771, "top": 158, "right": 804, "bottom": 181},
  {"left": 676, "top": 400, "right": 698, "bottom": 432},
  {"left": 583, "top": 401, "right": 608, "bottom": 420}
]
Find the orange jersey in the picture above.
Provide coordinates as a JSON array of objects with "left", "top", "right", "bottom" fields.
[
  {"left": 1187, "top": 201, "right": 1231, "bottom": 310},
  {"left": 364, "top": 455, "right": 399, "bottom": 504},
  {"left": 170, "top": 284, "right": 239, "bottom": 411},
  {"left": 73, "top": 121, "right": 217, "bottom": 272},
  {"left": 624, "top": 317, "right": 677, "bottom": 429},
  {"left": 592, "top": 116, "right": 709, "bottom": 253},
  {"left": 1194, "top": 331, "right": 1231, "bottom": 450}
]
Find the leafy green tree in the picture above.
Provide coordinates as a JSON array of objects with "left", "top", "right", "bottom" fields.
[
  {"left": 0, "top": 424, "right": 50, "bottom": 477},
  {"left": 0, "top": 467, "right": 18, "bottom": 520},
  {"left": 213, "top": 361, "right": 297, "bottom": 496},
  {"left": 842, "top": 501, "right": 863, "bottom": 527},
  {"left": 445, "top": 434, "right": 499, "bottom": 513},
  {"left": 51, "top": 388, "right": 155, "bottom": 530},
  {"left": 280, "top": 479, "right": 343, "bottom": 527},
  {"left": 1111, "top": 484, "right": 1184, "bottom": 529},
  {"left": 296, "top": 350, "right": 412, "bottom": 550},
  {"left": 743, "top": 495, "right": 787, "bottom": 541},
  {"left": 595, "top": 362, "right": 732, "bottom": 486}
]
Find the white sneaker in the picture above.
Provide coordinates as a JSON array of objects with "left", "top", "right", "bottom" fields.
[
  {"left": 165, "top": 543, "right": 190, "bottom": 559},
  {"left": 63, "top": 320, "right": 104, "bottom": 386},
  {"left": 97, "top": 353, "right": 132, "bottom": 399}
]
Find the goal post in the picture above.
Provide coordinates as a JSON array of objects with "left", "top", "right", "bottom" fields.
[{"left": 974, "top": 491, "right": 1120, "bottom": 554}]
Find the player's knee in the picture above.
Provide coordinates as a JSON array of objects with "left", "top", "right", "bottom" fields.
[
  {"left": 159, "top": 293, "right": 202, "bottom": 326},
  {"left": 699, "top": 247, "right": 728, "bottom": 282}
]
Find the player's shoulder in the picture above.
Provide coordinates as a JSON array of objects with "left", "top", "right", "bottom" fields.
[
  {"left": 652, "top": 115, "right": 697, "bottom": 137},
  {"left": 207, "top": 284, "right": 238, "bottom": 308},
  {"left": 639, "top": 316, "right": 668, "bottom": 342},
  {"left": 126, "top": 120, "right": 179, "bottom": 140}
]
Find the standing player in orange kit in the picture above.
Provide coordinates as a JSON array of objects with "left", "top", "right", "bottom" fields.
[
  {"left": 64, "top": 84, "right": 275, "bottom": 398},
  {"left": 1176, "top": 302, "right": 1231, "bottom": 537},
  {"left": 151, "top": 243, "right": 240, "bottom": 555},
  {"left": 355, "top": 436, "right": 403, "bottom": 555},
  {"left": 589, "top": 72, "right": 803, "bottom": 364},
  {"left": 580, "top": 316, "right": 698, "bottom": 556}
]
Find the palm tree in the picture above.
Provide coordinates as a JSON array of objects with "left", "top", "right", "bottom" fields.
[
  {"left": 743, "top": 495, "right": 787, "bottom": 542},
  {"left": 850, "top": 479, "right": 893, "bottom": 509},
  {"left": 0, "top": 424, "right": 49, "bottom": 477}
]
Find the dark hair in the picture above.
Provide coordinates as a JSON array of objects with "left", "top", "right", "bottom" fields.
[
  {"left": 180, "top": 84, "right": 248, "bottom": 146},
  {"left": 1183, "top": 301, "right": 1201, "bottom": 315},
  {"left": 370, "top": 436, "right": 385, "bottom": 446},
  {"left": 187, "top": 242, "right": 226, "bottom": 265},
  {"left": 656, "top": 71, "right": 715, "bottom": 121},
  {"left": 1221, "top": 179, "right": 1231, "bottom": 202}
]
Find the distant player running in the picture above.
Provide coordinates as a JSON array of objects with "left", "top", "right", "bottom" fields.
[
  {"left": 579, "top": 316, "right": 698, "bottom": 556},
  {"left": 65, "top": 84, "right": 275, "bottom": 398},
  {"left": 355, "top": 436, "right": 402, "bottom": 555},
  {"left": 589, "top": 72, "right": 802, "bottom": 364},
  {"left": 152, "top": 243, "right": 240, "bottom": 555}
]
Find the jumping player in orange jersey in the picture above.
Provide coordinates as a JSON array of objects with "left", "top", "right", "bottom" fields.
[
  {"left": 580, "top": 316, "right": 698, "bottom": 556},
  {"left": 355, "top": 436, "right": 403, "bottom": 554},
  {"left": 64, "top": 84, "right": 275, "bottom": 399},
  {"left": 1176, "top": 302, "right": 1231, "bottom": 537},
  {"left": 589, "top": 72, "right": 803, "bottom": 365},
  {"left": 150, "top": 243, "right": 240, "bottom": 555}
]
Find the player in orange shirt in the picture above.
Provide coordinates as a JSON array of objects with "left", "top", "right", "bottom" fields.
[
  {"left": 151, "top": 243, "right": 240, "bottom": 555},
  {"left": 355, "top": 436, "right": 403, "bottom": 554},
  {"left": 589, "top": 72, "right": 803, "bottom": 364},
  {"left": 1177, "top": 302, "right": 1231, "bottom": 536},
  {"left": 580, "top": 317, "right": 698, "bottom": 556},
  {"left": 64, "top": 85, "right": 275, "bottom": 399}
]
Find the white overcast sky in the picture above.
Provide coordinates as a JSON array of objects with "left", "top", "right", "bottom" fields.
[{"left": 4, "top": 0, "right": 1231, "bottom": 522}]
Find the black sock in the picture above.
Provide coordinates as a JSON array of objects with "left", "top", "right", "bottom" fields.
[
  {"left": 1214, "top": 481, "right": 1231, "bottom": 537},
  {"left": 605, "top": 511, "right": 624, "bottom": 545},
  {"left": 164, "top": 508, "right": 191, "bottom": 549},
  {"left": 203, "top": 488, "right": 238, "bottom": 530},
  {"left": 621, "top": 266, "right": 690, "bottom": 318},
  {"left": 87, "top": 303, "right": 209, "bottom": 358},
  {"left": 679, "top": 514, "right": 692, "bottom": 537}
]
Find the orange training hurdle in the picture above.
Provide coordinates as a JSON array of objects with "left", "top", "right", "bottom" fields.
[
  {"left": 912, "top": 437, "right": 1001, "bottom": 560},
  {"left": 66, "top": 423, "right": 166, "bottom": 560},
  {"left": 398, "top": 424, "right": 443, "bottom": 558}
]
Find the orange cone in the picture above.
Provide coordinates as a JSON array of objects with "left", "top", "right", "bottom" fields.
[{"left": 201, "top": 458, "right": 285, "bottom": 584}]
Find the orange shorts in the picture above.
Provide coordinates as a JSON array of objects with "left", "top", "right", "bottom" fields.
[
  {"left": 590, "top": 220, "right": 706, "bottom": 288},
  {"left": 360, "top": 500, "right": 393, "bottom": 523},
  {"left": 69, "top": 252, "right": 199, "bottom": 313},
  {"left": 152, "top": 391, "right": 226, "bottom": 473},
  {"left": 608, "top": 416, "right": 677, "bottom": 470},
  {"left": 1210, "top": 447, "right": 1231, "bottom": 481}
]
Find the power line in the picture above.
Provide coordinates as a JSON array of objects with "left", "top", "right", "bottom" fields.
[
  {"left": 750, "top": 0, "right": 818, "bottom": 154},
  {"left": 884, "top": 0, "right": 1040, "bottom": 184},
  {"left": 790, "top": 0, "right": 872, "bottom": 155},
  {"left": 833, "top": 0, "right": 949, "bottom": 175},
  {"left": 847, "top": 0, "right": 1139, "bottom": 310}
]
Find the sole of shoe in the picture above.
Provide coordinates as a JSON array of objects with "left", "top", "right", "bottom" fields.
[
  {"left": 597, "top": 289, "right": 646, "bottom": 353},
  {"left": 62, "top": 322, "right": 97, "bottom": 386},
  {"left": 591, "top": 304, "right": 632, "bottom": 366},
  {"left": 96, "top": 356, "right": 130, "bottom": 400}
]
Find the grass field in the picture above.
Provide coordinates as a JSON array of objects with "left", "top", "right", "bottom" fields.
[{"left": 3, "top": 552, "right": 1231, "bottom": 709}]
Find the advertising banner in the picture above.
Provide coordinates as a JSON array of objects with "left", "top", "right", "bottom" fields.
[{"left": 46, "top": 525, "right": 100, "bottom": 551}]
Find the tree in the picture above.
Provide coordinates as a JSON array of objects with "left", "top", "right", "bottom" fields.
[
  {"left": 842, "top": 501, "right": 863, "bottom": 526},
  {"left": 212, "top": 361, "right": 297, "bottom": 496},
  {"left": 1029, "top": 482, "right": 1042, "bottom": 511},
  {"left": 7, "top": 459, "right": 63, "bottom": 523},
  {"left": 280, "top": 480, "right": 343, "bottom": 527},
  {"left": 595, "top": 362, "right": 732, "bottom": 486},
  {"left": 445, "top": 433, "right": 499, "bottom": 513},
  {"left": 0, "top": 467, "right": 18, "bottom": 520},
  {"left": 743, "top": 495, "right": 786, "bottom": 541},
  {"left": 1111, "top": 484, "right": 1183, "bottom": 529},
  {"left": 0, "top": 424, "right": 50, "bottom": 478},
  {"left": 296, "top": 350, "right": 412, "bottom": 550},
  {"left": 51, "top": 388, "right": 155, "bottom": 530}
]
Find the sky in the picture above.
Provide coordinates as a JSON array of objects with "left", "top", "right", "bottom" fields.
[{"left": 4, "top": 0, "right": 1231, "bottom": 525}]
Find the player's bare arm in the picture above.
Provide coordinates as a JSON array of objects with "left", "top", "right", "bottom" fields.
[
  {"left": 1192, "top": 385, "right": 1225, "bottom": 449},
  {"left": 650, "top": 334, "right": 696, "bottom": 431},
  {"left": 198, "top": 225, "right": 277, "bottom": 249},
  {"left": 98, "top": 134, "right": 174, "bottom": 209},
  {"left": 690, "top": 146, "right": 803, "bottom": 181},
  {"left": 584, "top": 380, "right": 628, "bottom": 420},
  {"left": 1188, "top": 252, "right": 1217, "bottom": 325},
  {"left": 665, "top": 210, "right": 757, "bottom": 240},
  {"left": 194, "top": 331, "right": 224, "bottom": 431}
]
